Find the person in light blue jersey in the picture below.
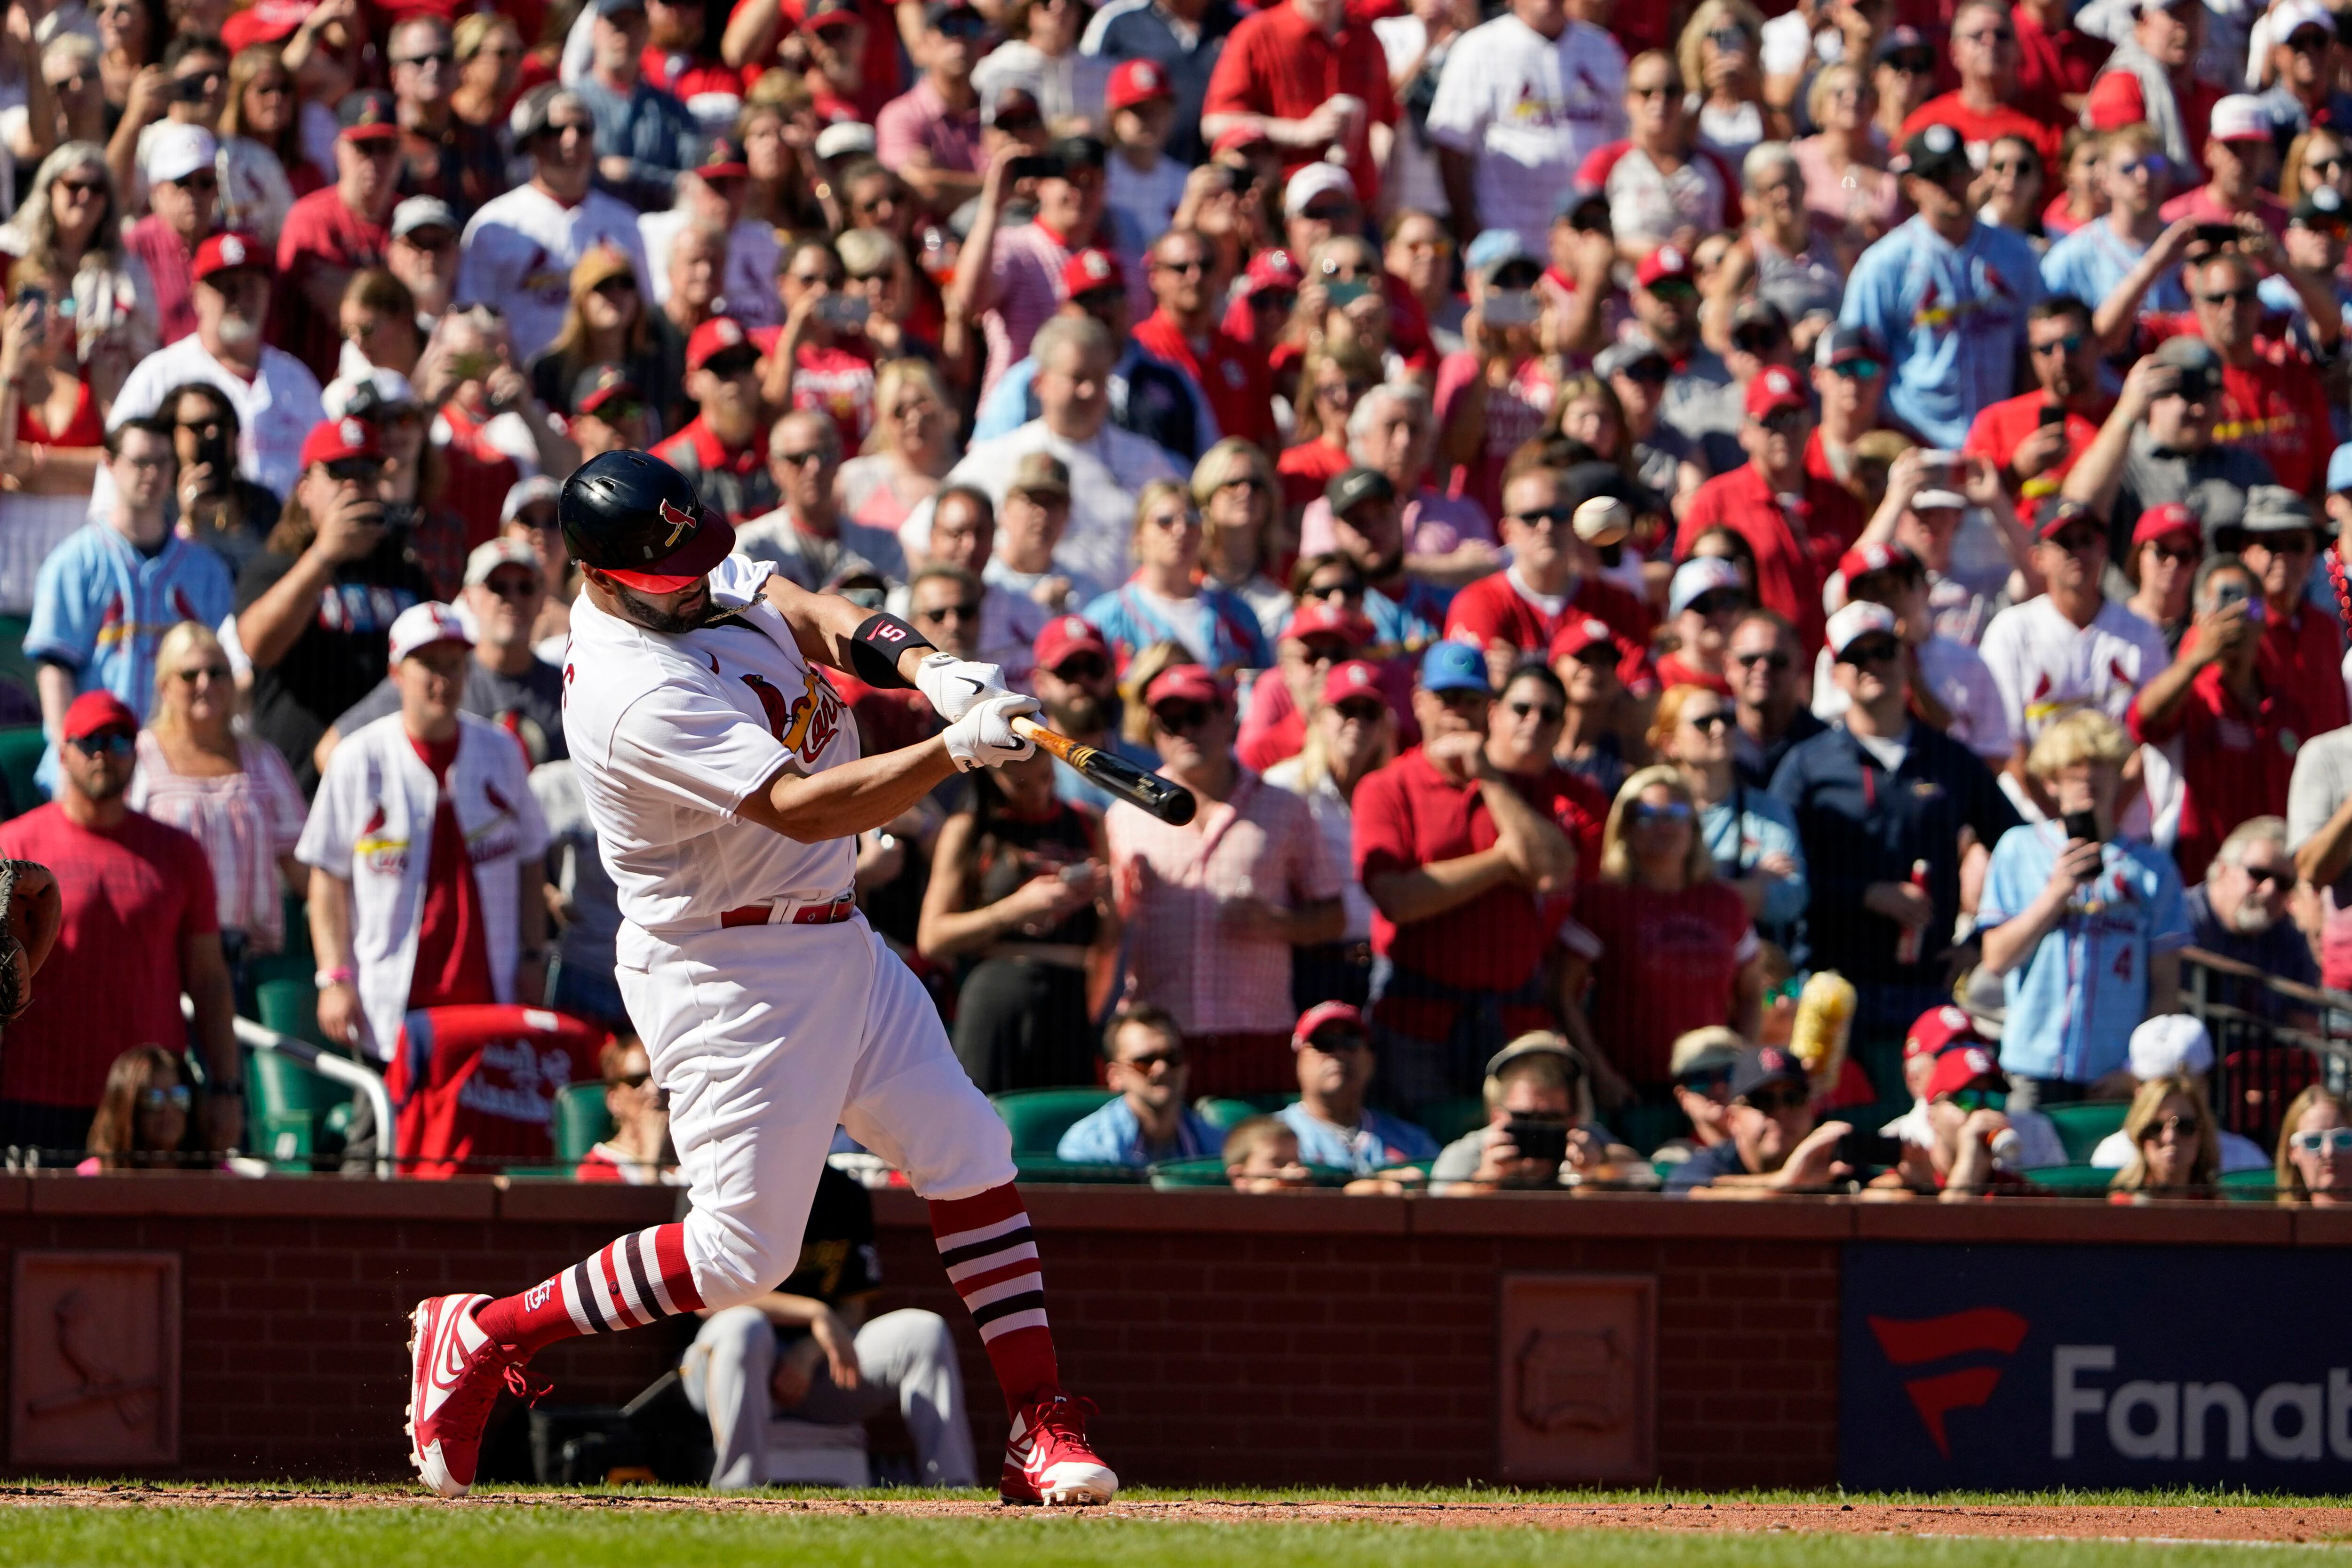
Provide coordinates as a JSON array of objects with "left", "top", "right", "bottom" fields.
[
  {"left": 1275, "top": 1001, "right": 1438, "bottom": 1175},
  {"left": 2040, "top": 125, "right": 2193, "bottom": 324},
  {"left": 1055, "top": 1003, "right": 1221, "bottom": 1167},
  {"left": 1839, "top": 121, "right": 2043, "bottom": 450}
]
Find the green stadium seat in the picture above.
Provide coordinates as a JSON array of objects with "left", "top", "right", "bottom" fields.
[
  {"left": 2042, "top": 1101, "right": 2130, "bottom": 1163},
  {"left": 1011, "top": 1155, "right": 1145, "bottom": 1184},
  {"left": 1419, "top": 1096, "right": 1488, "bottom": 1146},
  {"left": 245, "top": 1044, "right": 354, "bottom": 1170},
  {"left": 0, "top": 724, "right": 44, "bottom": 819},
  {"left": 989, "top": 1088, "right": 1113, "bottom": 1156},
  {"left": 1611, "top": 1101, "right": 1688, "bottom": 1158},
  {"left": 0, "top": 614, "right": 34, "bottom": 705},
  {"left": 1149, "top": 1155, "right": 1235, "bottom": 1189},
  {"left": 554, "top": 1081, "right": 614, "bottom": 1167},
  {"left": 2219, "top": 1166, "right": 2279, "bottom": 1201},
  {"left": 254, "top": 977, "right": 331, "bottom": 1049},
  {"left": 1192, "top": 1096, "right": 1259, "bottom": 1130},
  {"left": 2026, "top": 1162, "right": 2116, "bottom": 1194}
]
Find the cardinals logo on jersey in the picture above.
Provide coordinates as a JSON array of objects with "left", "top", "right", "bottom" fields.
[
  {"left": 744, "top": 667, "right": 842, "bottom": 764},
  {"left": 355, "top": 803, "right": 409, "bottom": 876}
]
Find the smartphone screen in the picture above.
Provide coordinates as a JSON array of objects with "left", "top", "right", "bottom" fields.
[{"left": 2062, "top": 808, "right": 2101, "bottom": 846}]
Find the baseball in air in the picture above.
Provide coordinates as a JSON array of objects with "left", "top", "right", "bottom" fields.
[{"left": 1573, "top": 495, "right": 1632, "bottom": 548}]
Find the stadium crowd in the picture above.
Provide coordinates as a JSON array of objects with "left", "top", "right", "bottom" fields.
[{"left": 0, "top": 0, "right": 2351, "bottom": 1212}]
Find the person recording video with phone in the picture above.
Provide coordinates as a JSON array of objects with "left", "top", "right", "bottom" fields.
[
  {"left": 1429, "top": 1033, "right": 1638, "bottom": 1192},
  {"left": 1977, "top": 708, "right": 2190, "bottom": 1113},
  {"left": 164, "top": 382, "right": 278, "bottom": 579},
  {"left": 2061, "top": 340, "right": 2274, "bottom": 559}
]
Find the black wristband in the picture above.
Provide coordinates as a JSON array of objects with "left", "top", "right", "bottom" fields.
[{"left": 849, "top": 613, "right": 933, "bottom": 689}]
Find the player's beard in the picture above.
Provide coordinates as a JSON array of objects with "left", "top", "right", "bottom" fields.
[{"left": 612, "top": 578, "right": 722, "bottom": 634}]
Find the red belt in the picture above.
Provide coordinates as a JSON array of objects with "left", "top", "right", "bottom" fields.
[{"left": 719, "top": 896, "right": 856, "bottom": 928}]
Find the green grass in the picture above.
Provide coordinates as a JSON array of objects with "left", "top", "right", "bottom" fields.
[
  {"left": 5, "top": 1488, "right": 2352, "bottom": 1568},
  {"left": 3, "top": 1503, "right": 2351, "bottom": 1568}
]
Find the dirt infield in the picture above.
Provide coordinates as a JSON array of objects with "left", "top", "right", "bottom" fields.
[{"left": 2, "top": 1485, "right": 2348, "bottom": 1541}]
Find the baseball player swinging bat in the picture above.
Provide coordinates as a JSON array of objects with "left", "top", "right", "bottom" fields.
[{"left": 1011, "top": 717, "right": 1196, "bottom": 825}]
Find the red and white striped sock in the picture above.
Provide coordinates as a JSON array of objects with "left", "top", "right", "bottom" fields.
[
  {"left": 473, "top": 1222, "right": 707, "bottom": 1355},
  {"left": 930, "top": 1184, "right": 1059, "bottom": 1412}
]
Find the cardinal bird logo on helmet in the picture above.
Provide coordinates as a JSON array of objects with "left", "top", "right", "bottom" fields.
[{"left": 659, "top": 496, "right": 698, "bottom": 550}]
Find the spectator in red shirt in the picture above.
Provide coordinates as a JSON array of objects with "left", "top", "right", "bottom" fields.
[
  {"left": 1675, "top": 365, "right": 1865, "bottom": 655},
  {"left": 275, "top": 91, "right": 402, "bottom": 383},
  {"left": 1351, "top": 641, "right": 1585, "bottom": 1114},
  {"left": 874, "top": 1, "right": 990, "bottom": 218},
  {"left": 2216, "top": 486, "right": 2350, "bottom": 741},
  {"left": 1200, "top": 0, "right": 1395, "bottom": 211},
  {"left": 122, "top": 124, "right": 218, "bottom": 348},
  {"left": 1130, "top": 226, "right": 1273, "bottom": 450},
  {"left": 2158, "top": 94, "right": 2288, "bottom": 238},
  {"left": 652, "top": 318, "right": 779, "bottom": 523},
  {"left": 2013, "top": 0, "right": 2111, "bottom": 126},
  {"left": 1445, "top": 462, "right": 1656, "bottom": 688},
  {"left": 0, "top": 691, "right": 239, "bottom": 1157},
  {"left": 1563, "top": 764, "right": 1763, "bottom": 1097},
  {"left": 576, "top": 1035, "right": 677, "bottom": 1183},
  {"left": 2085, "top": 0, "right": 2221, "bottom": 179},
  {"left": 386, "top": 1003, "right": 610, "bottom": 1178},
  {"left": 2128, "top": 554, "right": 2295, "bottom": 884},
  {"left": 1963, "top": 295, "right": 2113, "bottom": 525},
  {"left": 1899, "top": 0, "right": 2063, "bottom": 168},
  {"left": 2151, "top": 251, "right": 2340, "bottom": 497}
]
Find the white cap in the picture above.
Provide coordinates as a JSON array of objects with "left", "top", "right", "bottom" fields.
[
  {"left": 465, "top": 537, "right": 542, "bottom": 589},
  {"left": 1283, "top": 162, "right": 1356, "bottom": 219},
  {"left": 2209, "top": 93, "right": 2272, "bottom": 143},
  {"left": 1668, "top": 555, "right": 1746, "bottom": 619},
  {"left": 814, "top": 121, "right": 876, "bottom": 161},
  {"left": 2273, "top": 0, "right": 2333, "bottom": 39},
  {"left": 322, "top": 367, "right": 419, "bottom": 419},
  {"left": 386, "top": 601, "right": 473, "bottom": 665},
  {"left": 2129, "top": 1014, "right": 2215, "bottom": 1081},
  {"left": 1826, "top": 598, "right": 1899, "bottom": 657},
  {"left": 144, "top": 122, "right": 218, "bottom": 187},
  {"left": 501, "top": 473, "right": 562, "bottom": 524},
  {"left": 1911, "top": 486, "right": 1967, "bottom": 511},
  {"left": 390, "top": 194, "right": 458, "bottom": 239}
]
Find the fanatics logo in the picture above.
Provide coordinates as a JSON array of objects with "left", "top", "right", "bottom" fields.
[{"left": 1867, "top": 1306, "right": 2029, "bottom": 1458}]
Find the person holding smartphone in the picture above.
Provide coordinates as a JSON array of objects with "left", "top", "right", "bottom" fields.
[
  {"left": 1977, "top": 708, "right": 2190, "bottom": 1112},
  {"left": 1429, "top": 1033, "right": 1638, "bottom": 1192}
]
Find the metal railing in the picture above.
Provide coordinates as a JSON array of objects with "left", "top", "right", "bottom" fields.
[
  {"left": 2177, "top": 947, "right": 2352, "bottom": 1153},
  {"left": 183, "top": 995, "right": 395, "bottom": 1178}
]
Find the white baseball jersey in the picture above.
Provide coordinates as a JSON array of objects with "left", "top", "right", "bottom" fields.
[
  {"left": 561, "top": 555, "right": 861, "bottom": 934},
  {"left": 1978, "top": 594, "right": 2169, "bottom": 744},
  {"left": 1422, "top": 14, "right": 1627, "bottom": 251},
  {"left": 456, "top": 183, "right": 652, "bottom": 362}
]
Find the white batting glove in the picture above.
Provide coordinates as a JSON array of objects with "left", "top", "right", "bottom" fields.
[
  {"left": 915, "top": 651, "right": 1011, "bottom": 723},
  {"left": 943, "top": 691, "right": 1041, "bottom": 772}
]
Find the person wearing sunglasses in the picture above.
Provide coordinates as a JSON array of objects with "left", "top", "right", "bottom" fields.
[
  {"left": 2082, "top": 1013, "right": 2267, "bottom": 1177},
  {"left": 1819, "top": 539, "right": 2011, "bottom": 764},
  {"left": 1877, "top": 1002, "right": 2067, "bottom": 1170},
  {"left": 739, "top": 411, "right": 909, "bottom": 595},
  {"left": 1108, "top": 663, "right": 1344, "bottom": 1097},
  {"left": 1447, "top": 462, "right": 1655, "bottom": 690},
  {"left": 2042, "top": 129, "right": 2185, "bottom": 332},
  {"left": 1548, "top": 615, "right": 1630, "bottom": 799},
  {"left": 2182, "top": 818, "right": 2319, "bottom": 1017},
  {"left": 1620, "top": 243, "right": 1739, "bottom": 444},
  {"left": 1667, "top": 1043, "right": 1855, "bottom": 1193},
  {"left": 270, "top": 92, "right": 411, "bottom": 385},
  {"left": 1027, "top": 613, "right": 1162, "bottom": 813},
  {"left": 1867, "top": 1041, "right": 2039, "bottom": 1198},
  {"left": 1957, "top": 296, "right": 2111, "bottom": 534},
  {"left": 0, "top": 689, "right": 241, "bottom": 1160},
  {"left": 1652, "top": 1025, "right": 1740, "bottom": 1165},
  {"left": 1652, "top": 681, "right": 1808, "bottom": 947},
  {"left": 2273, "top": 1083, "right": 2352, "bottom": 1204},
  {"left": 1895, "top": 0, "right": 2058, "bottom": 182},
  {"left": 1265, "top": 657, "right": 1397, "bottom": 1003},
  {"left": 578, "top": 1037, "right": 678, "bottom": 1184},
  {"left": 122, "top": 123, "right": 221, "bottom": 350},
  {"left": 2127, "top": 552, "right": 2296, "bottom": 884},
  {"left": 2105, "top": 1071, "right": 2220, "bottom": 1198},
  {"left": 78, "top": 1044, "right": 203, "bottom": 1172},
  {"left": 1724, "top": 607, "right": 1824, "bottom": 787},
  {"left": 2118, "top": 502, "right": 2202, "bottom": 653}
]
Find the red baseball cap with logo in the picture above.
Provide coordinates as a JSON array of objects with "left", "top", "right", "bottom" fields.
[
  {"left": 1244, "top": 248, "right": 1303, "bottom": 294},
  {"left": 1279, "top": 598, "right": 1373, "bottom": 649},
  {"left": 1837, "top": 540, "right": 1921, "bottom": 583},
  {"left": 300, "top": 415, "right": 384, "bottom": 469},
  {"left": 686, "top": 316, "right": 755, "bottom": 371},
  {"left": 1746, "top": 366, "right": 1810, "bottom": 419},
  {"left": 222, "top": 0, "right": 313, "bottom": 52},
  {"left": 1548, "top": 615, "right": 1616, "bottom": 661},
  {"left": 2132, "top": 501, "right": 2203, "bottom": 549},
  {"left": 1321, "top": 657, "right": 1386, "bottom": 708},
  {"left": 192, "top": 231, "right": 267, "bottom": 282},
  {"left": 1142, "top": 663, "right": 1226, "bottom": 709},
  {"left": 1636, "top": 243, "right": 1694, "bottom": 289},
  {"left": 1033, "top": 614, "right": 1110, "bottom": 673},
  {"left": 1905, "top": 1003, "right": 1982, "bottom": 1063},
  {"left": 62, "top": 689, "right": 136, "bottom": 743},
  {"left": 1059, "top": 248, "right": 1124, "bottom": 298},
  {"left": 1106, "top": 58, "right": 1172, "bottom": 111},
  {"left": 1926, "top": 1043, "right": 2007, "bottom": 1100}
]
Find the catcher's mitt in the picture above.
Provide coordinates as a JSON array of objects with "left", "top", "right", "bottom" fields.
[{"left": 0, "top": 859, "right": 56, "bottom": 1024}]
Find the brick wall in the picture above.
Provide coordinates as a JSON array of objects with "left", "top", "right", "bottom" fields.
[{"left": 2, "top": 1177, "right": 2332, "bottom": 1486}]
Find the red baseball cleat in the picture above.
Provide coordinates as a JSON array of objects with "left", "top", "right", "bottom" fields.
[
  {"left": 999, "top": 1392, "right": 1118, "bottom": 1506},
  {"left": 406, "top": 1293, "right": 543, "bottom": 1498}
]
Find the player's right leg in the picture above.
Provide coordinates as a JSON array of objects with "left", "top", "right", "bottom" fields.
[{"left": 407, "top": 924, "right": 862, "bottom": 1498}]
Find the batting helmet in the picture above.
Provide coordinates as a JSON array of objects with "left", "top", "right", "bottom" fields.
[{"left": 558, "top": 449, "right": 736, "bottom": 593}]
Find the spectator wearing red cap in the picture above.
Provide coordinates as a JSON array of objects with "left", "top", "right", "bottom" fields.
[
  {"left": 2157, "top": 94, "right": 2288, "bottom": 239},
  {"left": 2083, "top": 0, "right": 2221, "bottom": 180},
  {"left": 108, "top": 230, "right": 326, "bottom": 502},
  {"left": 1265, "top": 657, "right": 1396, "bottom": 1004},
  {"left": 1549, "top": 615, "right": 1636, "bottom": 800},
  {"left": 386, "top": 16, "right": 508, "bottom": 223},
  {"left": 1675, "top": 365, "right": 1865, "bottom": 656},
  {"left": 233, "top": 417, "right": 435, "bottom": 790},
  {"left": 1574, "top": 55, "right": 1740, "bottom": 267},
  {"left": 1446, "top": 462, "right": 1657, "bottom": 687},
  {"left": 1664, "top": 1043, "right": 1852, "bottom": 1193},
  {"left": 1878, "top": 1003, "right": 2068, "bottom": 1172},
  {"left": 1199, "top": 0, "right": 1395, "bottom": 211},
  {"left": 1030, "top": 613, "right": 1164, "bottom": 813},
  {"left": 2121, "top": 502, "right": 2203, "bottom": 651},
  {"left": 1239, "top": 596, "right": 1376, "bottom": 771},
  {"left": 1866, "top": 1040, "right": 2037, "bottom": 1198},
  {"left": 1351, "top": 642, "right": 1589, "bottom": 1114},
  {"left": 1275, "top": 1001, "right": 1439, "bottom": 1171},
  {"left": 1106, "top": 663, "right": 1344, "bottom": 1095},
  {"left": 453, "top": 89, "right": 652, "bottom": 363},
  {"left": 1102, "top": 59, "right": 1187, "bottom": 239},
  {"left": 652, "top": 317, "right": 781, "bottom": 525},
  {"left": 301, "top": 598, "right": 549, "bottom": 1075},
  {"left": 272, "top": 92, "right": 404, "bottom": 382},
  {"left": 1083, "top": 0, "right": 1243, "bottom": 166},
  {"left": 954, "top": 132, "right": 1138, "bottom": 403},
  {"left": 2128, "top": 554, "right": 2296, "bottom": 884},
  {"left": 0, "top": 688, "right": 239, "bottom": 1160},
  {"left": 917, "top": 726, "right": 1113, "bottom": 1094},
  {"left": 1130, "top": 227, "right": 1273, "bottom": 452},
  {"left": 1082, "top": 479, "right": 1273, "bottom": 678}
]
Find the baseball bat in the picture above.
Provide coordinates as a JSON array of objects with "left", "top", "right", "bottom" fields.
[{"left": 1010, "top": 717, "right": 1197, "bottom": 826}]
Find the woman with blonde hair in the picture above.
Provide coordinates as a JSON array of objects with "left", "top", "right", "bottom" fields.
[
  {"left": 1677, "top": 0, "right": 1772, "bottom": 161},
  {"left": 1192, "top": 438, "right": 1290, "bottom": 639},
  {"left": 836, "top": 358, "right": 954, "bottom": 533},
  {"left": 2275, "top": 1084, "right": 2352, "bottom": 1204},
  {"left": 1793, "top": 62, "right": 1897, "bottom": 240},
  {"left": 1648, "top": 683, "right": 1806, "bottom": 942},
  {"left": 525, "top": 245, "right": 660, "bottom": 417},
  {"left": 2109, "top": 1073, "right": 2220, "bottom": 1199},
  {"left": 126, "top": 622, "right": 306, "bottom": 1005},
  {"left": 450, "top": 14, "right": 524, "bottom": 135},
  {"left": 215, "top": 44, "right": 303, "bottom": 243},
  {"left": 1279, "top": 338, "right": 1383, "bottom": 513},
  {"left": 1560, "top": 764, "right": 1764, "bottom": 1098},
  {"left": 0, "top": 142, "right": 156, "bottom": 409},
  {"left": 1082, "top": 479, "right": 1273, "bottom": 676},
  {"left": 2282, "top": 124, "right": 2352, "bottom": 204}
]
